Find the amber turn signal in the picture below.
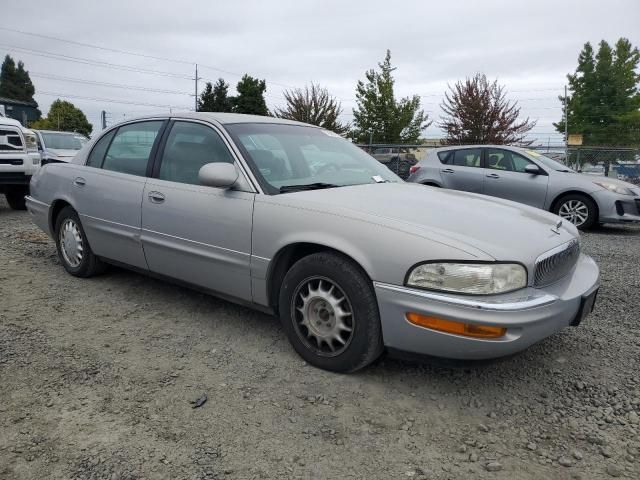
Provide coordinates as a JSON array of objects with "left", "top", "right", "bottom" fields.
[{"left": 406, "top": 313, "right": 506, "bottom": 339}]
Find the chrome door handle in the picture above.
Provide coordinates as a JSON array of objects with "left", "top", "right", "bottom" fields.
[
  {"left": 148, "top": 191, "right": 165, "bottom": 203},
  {"left": 441, "top": 168, "right": 455, "bottom": 174},
  {"left": 486, "top": 173, "right": 500, "bottom": 179},
  {"left": 73, "top": 177, "right": 86, "bottom": 186}
]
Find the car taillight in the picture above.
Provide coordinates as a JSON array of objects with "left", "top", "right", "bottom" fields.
[{"left": 409, "top": 165, "right": 421, "bottom": 175}]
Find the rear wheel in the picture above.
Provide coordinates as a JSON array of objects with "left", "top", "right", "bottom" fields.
[
  {"left": 553, "top": 194, "right": 597, "bottom": 230},
  {"left": 278, "top": 252, "right": 383, "bottom": 372},
  {"left": 54, "top": 206, "right": 107, "bottom": 277},
  {"left": 5, "top": 190, "right": 27, "bottom": 210}
]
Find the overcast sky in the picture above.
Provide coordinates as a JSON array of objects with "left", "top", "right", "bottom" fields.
[{"left": 2, "top": 0, "right": 639, "bottom": 144}]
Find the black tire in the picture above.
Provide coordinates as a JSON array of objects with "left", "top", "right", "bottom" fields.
[
  {"left": 278, "top": 252, "right": 384, "bottom": 373},
  {"left": 5, "top": 191, "right": 27, "bottom": 210},
  {"left": 54, "top": 206, "right": 107, "bottom": 277},
  {"left": 552, "top": 193, "right": 598, "bottom": 231},
  {"left": 421, "top": 182, "right": 440, "bottom": 188}
]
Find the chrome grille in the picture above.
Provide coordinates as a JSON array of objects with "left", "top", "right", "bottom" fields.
[{"left": 534, "top": 240, "right": 580, "bottom": 287}]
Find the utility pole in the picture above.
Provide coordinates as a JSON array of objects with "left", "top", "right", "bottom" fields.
[
  {"left": 194, "top": 64, "right": 199, "bottom": 112},
  {"left": 101, "top": 110, "right": 107, "bottom": 130},
  {"left": 564, "top": 84, "right": 568, "bottom": 151}
]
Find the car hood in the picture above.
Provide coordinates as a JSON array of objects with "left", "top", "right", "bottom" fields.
[
  {"left": 46, "top": 148, "right": 79, "bottom": 159},
  {"left": 276, "top": 182, "right": 578, "bottom": 262}
]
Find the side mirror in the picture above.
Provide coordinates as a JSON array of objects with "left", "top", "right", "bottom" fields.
[
  {"left": 198, "top": 163, "right": 239, "bottom": 188},
  {"left": 525, "top": 164, "right": 541, "bottom": 175}
]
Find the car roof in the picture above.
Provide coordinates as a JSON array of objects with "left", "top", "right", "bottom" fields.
[
  {"left": 111, "top": 112, "right": 318, "bottom": 128},
  {"left": 431, "top": 144, "right": 528, "bottom": 152},
  {"left": 36, "top": 129, "right": 86, "bottom": 135}
]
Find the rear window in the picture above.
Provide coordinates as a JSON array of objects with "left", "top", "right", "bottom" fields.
[{"left": 437, "top": 151, "right": 453, "bottom": 164}]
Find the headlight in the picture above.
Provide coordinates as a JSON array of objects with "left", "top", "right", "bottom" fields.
[
  {"left": 406, "top": 262, "right": 527, "bottom": 295},
  {"left": 24, "top": 132, "right": 38, "bottom": 152},
  {"left": 593, "top": 181, "right": 634, "bottom": 196}
]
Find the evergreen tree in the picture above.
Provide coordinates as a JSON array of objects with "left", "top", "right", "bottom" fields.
[
  {"left": 0, "top": 55, "right": 38, "bottom": 103},
  {"left": 197, "top": 82, "right": 215, "bottom": 112},
  {"left": 439, "top": 73, "right": 536, "bottom": 145},
  {"left": 555, "top": 38, "right": 640, "bottom": 147},
  {"left": 274, "top": 83, "right": 349, "bottom": 135},
  {"left": 198, "top": 78, "right": 233, "bottom": 112},
  {"left": 233, "top": 75, "right": 268, "bottom": 115},
  {"left": 351, "top": 50, "right": 430, "bottom": 143},
  {"left": 31, "top": 99, "right": 92, "bottom": 137}
]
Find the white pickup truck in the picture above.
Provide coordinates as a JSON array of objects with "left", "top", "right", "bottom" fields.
[{"left": 0, "top": 115, "right": 40, "bottom": 209}]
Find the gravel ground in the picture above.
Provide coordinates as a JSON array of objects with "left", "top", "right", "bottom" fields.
[{"left": 1, "top": 196, "right": 639, "bottom": 480}]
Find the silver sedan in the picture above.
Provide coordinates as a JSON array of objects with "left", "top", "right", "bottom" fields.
[
  {"left": 406, "top": 145, "right": 640, "bottom": 230},
  {"left": 26, "top": 114, "right": 599, "bottom": 372}
]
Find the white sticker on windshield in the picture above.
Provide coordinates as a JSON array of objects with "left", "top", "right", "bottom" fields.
[{"left": 372, "top": 175, "right": 385, "bottom": 183}]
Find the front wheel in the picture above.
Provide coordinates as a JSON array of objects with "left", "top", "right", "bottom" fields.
[
  {"left": 553, "top": 194, "right": 597, "bottom": 230},
  {"left": 278, "top": 252, "right": 383, "bottom": 372}
]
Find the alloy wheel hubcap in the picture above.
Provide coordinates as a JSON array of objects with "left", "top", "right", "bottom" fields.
[
  {"left": 558, "top": 200, "right": 589, "bottom": 226},
  {"left": 292, "top": 277, "right": 354, "bottom": 356},
  {"left": 59, "top": 219, "right": 84, "bottom": 267}
]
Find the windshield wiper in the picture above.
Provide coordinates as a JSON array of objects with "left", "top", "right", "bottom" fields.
[{"left": 279, "top": 182, "right": 340, "bottom": 193}]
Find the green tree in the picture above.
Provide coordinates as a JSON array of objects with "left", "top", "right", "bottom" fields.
[
  {"left": 233, "top": 75, "right": 268, "bottom": 115},
  {"left": 31, "top": 99, "right": 92, "bottom": 137},
  {"left": 555, "top": 38, "right": 640, "bottom": 147},
  {"left": 198, "top": 78, "right": 233, "bottom": 112},
  {"left": 439, "top": 73, "right": 536, "bottom": 145},
  {"left": 273, "top": 83, "right": 349, "bottom": 135},
  {"left": 0, "top": 55, "right": 38, "bottom": 103},
  {"left": 351, "top": 50, "right": 430, "bottom": 143}
]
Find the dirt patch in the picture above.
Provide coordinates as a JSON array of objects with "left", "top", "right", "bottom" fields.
[{"left": 1, "top": 198, "right": 639, "bottom": 479}]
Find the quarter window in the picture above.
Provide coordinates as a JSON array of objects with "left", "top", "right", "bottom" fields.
[
  {"left": 102, "top": 121, "right": 163, "bottom": 176},
  {"left": 486, "top": 148, "right": 534, "bottom": 173},
  {"left": 158, "top": 122, "right": 234, "bottom": 185},
  {"left": 86, "top": 129, "right": 116, "bottom": 168},
  {"left": 437, "top": 150, "right": 453, "bottom": 164},
  {"left": 452, "top": 148, "right": 482, "bottom": 168}
]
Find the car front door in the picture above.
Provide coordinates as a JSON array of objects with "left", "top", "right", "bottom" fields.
[
  {"left": 73, "top": 120, "right": 166, "bottom": 269},
  {"left": 438, "top": 148, "right": 485, "bottom": 193},
  {"left": 482, "top": 148, "right": 549, "bottom": 208},
  {"left": 140, "top": 120, "right": 255, "bottom": 301}
]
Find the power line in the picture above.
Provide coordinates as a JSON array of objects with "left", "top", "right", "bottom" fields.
[
  {"left": 0, "top": 44, "right": 192, "bottom": 79},
  {"left": 38, "top": 91, "right": 190, "bottom": 109},
  {"left": 0, "top": 26, "right": 195, "bottom": 66},
  {"left": 30, "top": 72, "right": 192, "bottom": 96}
]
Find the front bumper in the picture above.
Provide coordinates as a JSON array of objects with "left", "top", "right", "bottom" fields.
[
  {"left": 593, "top": 188, "right": 640, "bottom": 224},
  {"left": 374, "top": 253, "right": 599, "bottom": 360}
]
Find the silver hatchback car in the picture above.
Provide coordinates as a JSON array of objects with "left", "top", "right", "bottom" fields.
[
  {"left": 407, "top": 145, "right": 640, "bottom": 230},
  {"left": 26, "top": 114, "right": 599, "bottom": 372}
]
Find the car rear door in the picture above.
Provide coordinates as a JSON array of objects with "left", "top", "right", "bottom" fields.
[
  {"left": 482, "top": 148, "right": 549, "bottom": 208},
  {"left": 438, "top": 148, "right": 485, "bottom": 193},
  {"left": 73, "top": 120, "right": 166, "bottom": 269},
  {"left": 140, "top": 119, "right": 255, "bottom": 301}
]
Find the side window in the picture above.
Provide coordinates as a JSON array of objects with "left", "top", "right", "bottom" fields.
[
  {"left": 486, "top": 149, "right": 533, "bottom": 173},
  {"left": 102, "top": 121, "right": 163, "bottom": 176},
  {"left": 437, "top": 150, "right": 453, "bottom": 164},
  {"left": 158, "top": 122, "right": 234, "bottom": 185},
  {"left": 453, "top": 148, "right": 482, "bottom": 168},
  {"left": 86, "top": 129, "right": 116, "bottom": 167}
]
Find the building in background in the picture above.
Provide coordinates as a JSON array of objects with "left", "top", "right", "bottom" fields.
[{"left": 0, "top": 97, "right": 40, "bottom": 127}]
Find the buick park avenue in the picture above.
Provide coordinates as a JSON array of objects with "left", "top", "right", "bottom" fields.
[{"left": 26, "top": 113, "right": 600, "bottom": 372}]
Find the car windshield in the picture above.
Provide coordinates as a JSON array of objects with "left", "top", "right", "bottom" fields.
[
  {"left": 41, "top": 132, "right": 87, "bottom": 150},
  {"left": 524, "top": 149, "right": 575, "bottom": 172},
  {"left": 225, "top": 123, "right": 400, "bottom": 194}
]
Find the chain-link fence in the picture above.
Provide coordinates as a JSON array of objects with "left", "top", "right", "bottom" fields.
[{"left": 359, "top": 144, "right": 640, "bottom": 184}]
